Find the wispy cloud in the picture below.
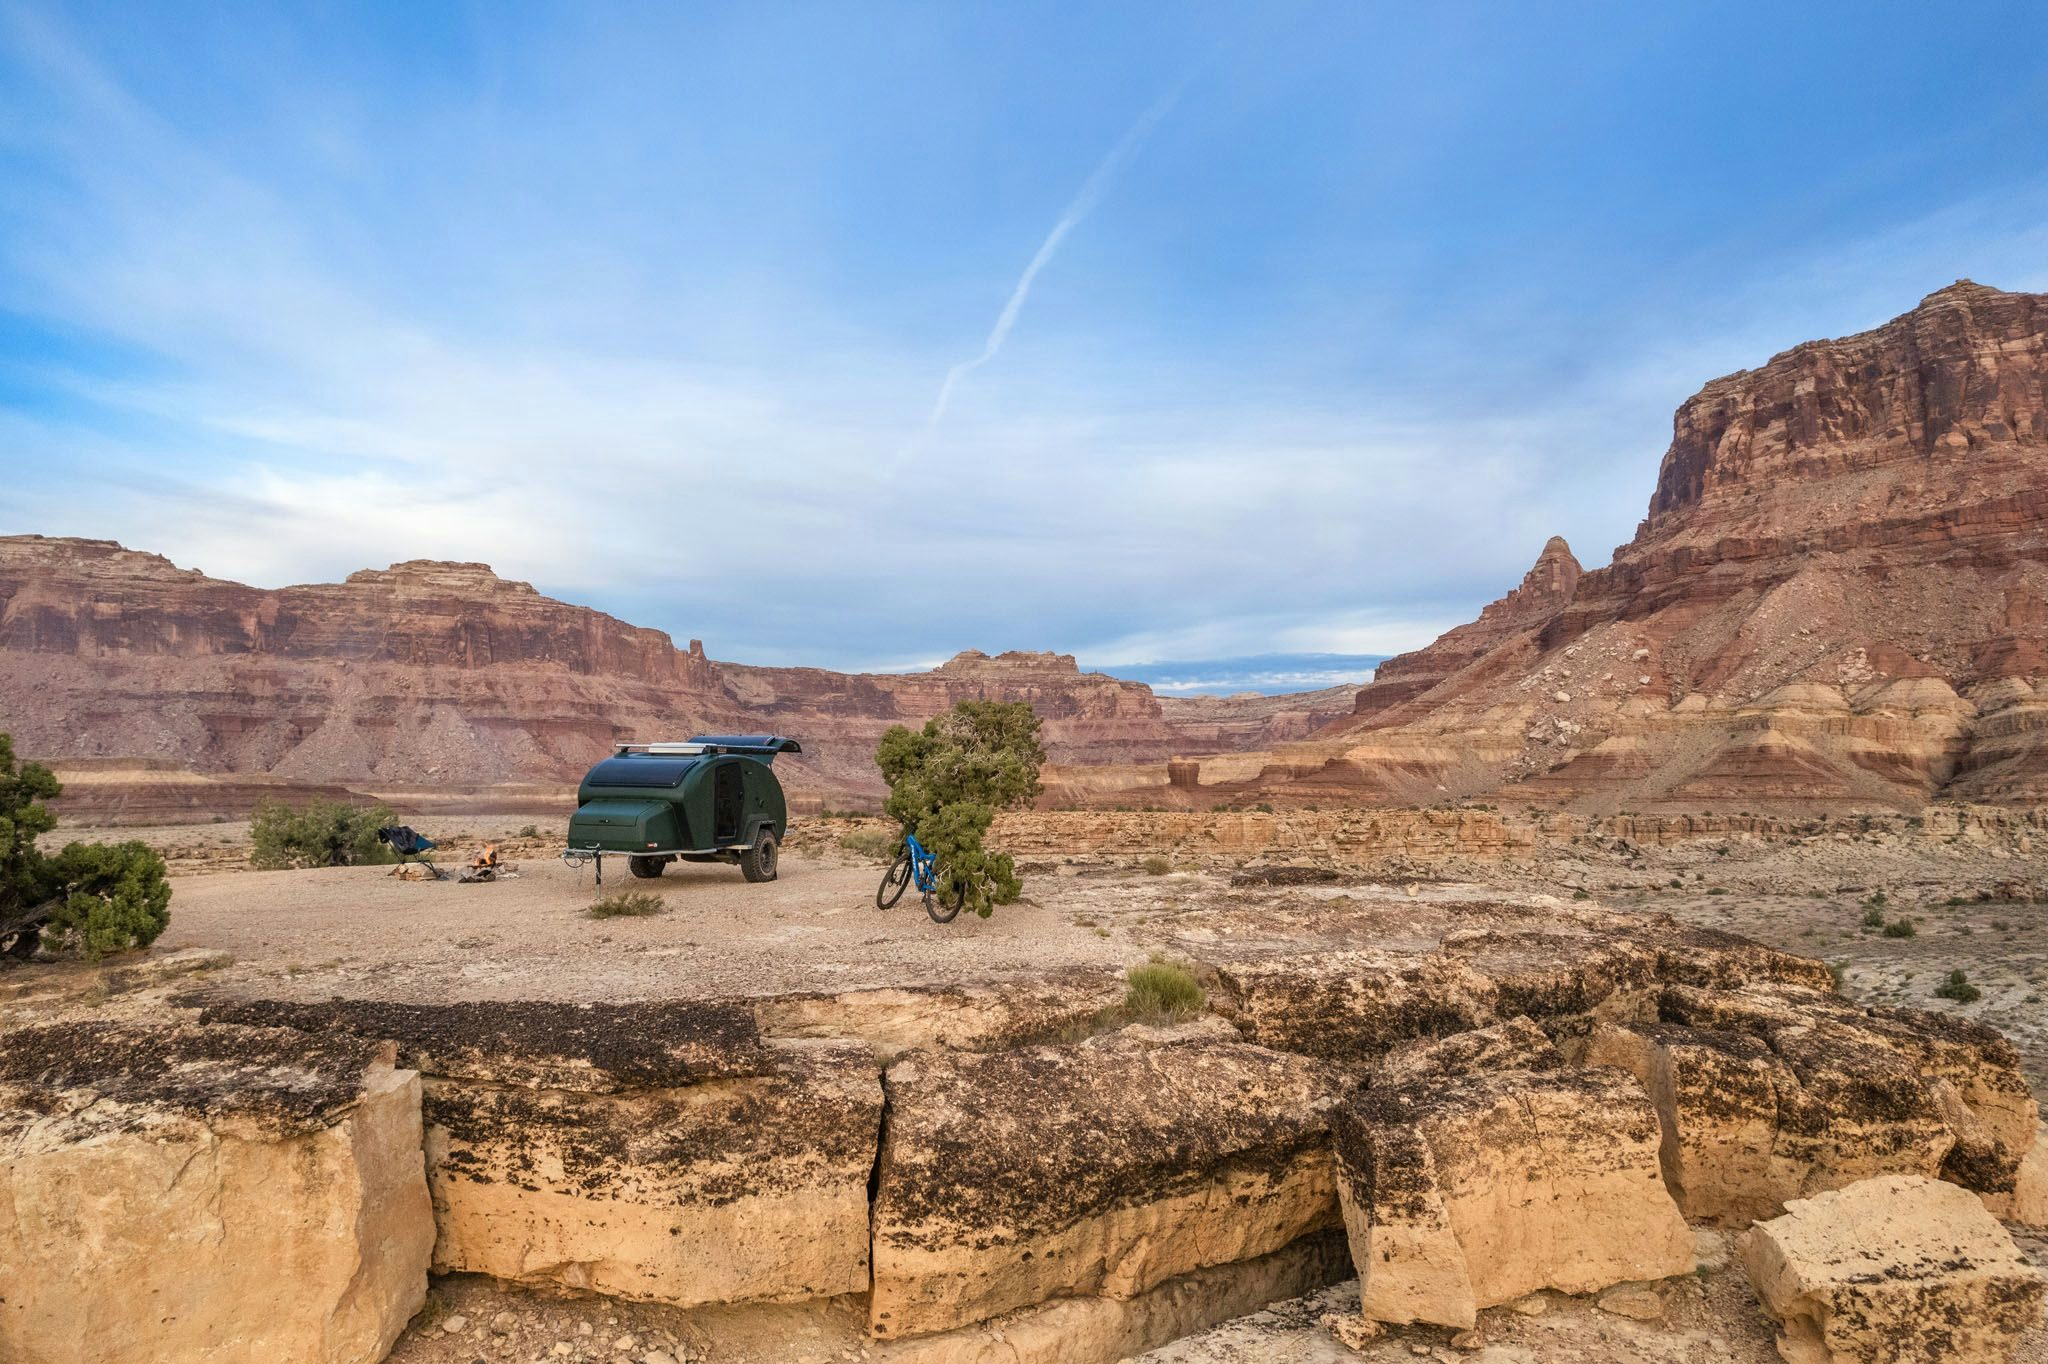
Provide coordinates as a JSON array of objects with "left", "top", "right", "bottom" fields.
[
  {"left": 901, "top": 78, "right": 1191, "bottom": 464},
  {"left": 4, "top": 5, "right": 2046, "bottom": 678}
]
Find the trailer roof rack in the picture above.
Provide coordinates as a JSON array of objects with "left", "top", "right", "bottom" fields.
[
  {"left": 611, "top": 735, "right": 802, "bottom": 759},
  {"left": 689, "top": 734, "right": 803, "bottom": 757}
]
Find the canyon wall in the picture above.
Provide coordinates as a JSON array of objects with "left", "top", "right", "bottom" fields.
[
  {"left": 1189, "top": 281, "right": 2048, "bottom": 811},
  {"left": 0, "top": 539, "right": 1356, "bottom": 808}
]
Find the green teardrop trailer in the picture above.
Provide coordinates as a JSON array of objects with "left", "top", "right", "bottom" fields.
[{"left": 563, "top": 735, "right": 801, "bottom": 887}]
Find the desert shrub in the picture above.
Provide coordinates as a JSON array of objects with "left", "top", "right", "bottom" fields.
[
  {"left": 1829, "top": 960, "right": 1849, "bottom": 989},
  {"left": 1862, "top": 905, "right": 1887, "bottom": 928},
  {"left": 1571, "top": 888, "right": 1591, "bottom": 901},
  {"left": 39, "top": 841, "right": 172, "bottom": 959},
  {"left": 1881, "top": 917, "right": 1917, "bottom": 938},
  {"left": 517, "top": 824, "right": 541, "bottom": 839},
  {"left": 1142, "top": 855, "right": 1172, "bottom": 876},
  {"left": 0, "top": 735, "right": 171, "bottom": 959},
  {"left": 0, "top": 735, "right": 60, "bottom": 920},
  {"left": 1863, "top": 890, "right": 1888, "bottom": 909},
  {"left": 1934, "top": 969, "right": 1981, "bottom": 1004},
  {"left": 876, "top": 700, "right": 1045, "bottom": 919},
  {"left": 586, "top": 890, "right": 666, "bottom": 919},
  {"left": 1125, "top": 958, "right": 1204, "bottom": 1022},
  {"left": 250, "top": 799, "right": 397, "bottom": 869},
  {"left": 837, "top": 828, "right": 898, "bottom": 861}
]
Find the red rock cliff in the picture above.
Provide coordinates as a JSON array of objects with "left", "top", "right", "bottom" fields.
[
  {"left": 1260, "top": 282, "right": 2048, "bottom": 809},
  {"left": 0, "top": 538, "right": 1353, "bottom": 802}
]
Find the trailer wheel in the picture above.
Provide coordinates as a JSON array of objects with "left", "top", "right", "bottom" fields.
[
  {"left": 628, "top": 855, "right": 667, "bottom": 879},
  {"left": 740, "top": 830, "right": 779, "bottom": 883}
]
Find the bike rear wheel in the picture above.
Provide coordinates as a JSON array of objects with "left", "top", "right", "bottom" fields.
[
  {"left": 924, "top": 874, "right": 967, "bottom": 924},
  {"left": 877, "top": 850, "right": 913, "bottom": 908}
]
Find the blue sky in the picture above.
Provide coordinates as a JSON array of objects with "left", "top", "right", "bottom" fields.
[{"left": 3, "top": 2, "right": 2047, "bottom": 686}]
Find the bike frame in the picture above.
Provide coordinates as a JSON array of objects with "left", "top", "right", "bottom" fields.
[{"left": 903, "top": 832, "right": 938, "bottom": 892}]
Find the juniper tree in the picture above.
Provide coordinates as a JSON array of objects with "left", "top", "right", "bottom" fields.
[
  {"left": 0, "top": 735, "right": 171, "bottom": 959},
  {"left": 875, "top": 700, "right": 1045, "bottom": 918}
]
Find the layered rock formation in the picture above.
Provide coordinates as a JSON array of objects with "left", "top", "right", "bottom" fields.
[
  {"left": 1187, "top": 282, "right": 2048, "bottom": 810},
  {"left": 0, "top": 1021, "right": 432, "bottom": 1364},
  {"left": 0, "top": 537, "right": 1356, "bottom": 810},
  {"left": 868, "top": 1031, "right": 1343, "bottom": 1339},
  {"left": 1333, "top": 1022, "right": 1694, "bottom": 1328},
  {"left": 200, "top": 999, "right": 882, "bottom": 1310},
  {"left": 1586, "top": 981, "right": 2043, "bottom": 1226},
  {"left": 12, "top": 889, "right": 2047, "bottom": 1361}
]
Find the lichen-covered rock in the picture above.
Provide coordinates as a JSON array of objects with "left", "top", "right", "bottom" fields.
[
  {"left": 1588, "top": 983, "right": 2040, "bottom": 1223},
  {"left": 1180, "top": 899, "right": 1828, "bottom": 1066},
  {"left": 1738, "top": 1174, "right": 2047, "bottom": 1364},
  {"left": 0, "top": 1021, "right": 431, "bottom": 1364},
  {"left": 200, "top": 996, "right": 772, "bottom": 1090},
  {"left": 1374, "top": 1015, "right": 1562, "bottom": 1085},
  {"left": 423, "top": 1038, "right": 879, "bottom": 1307},
  {"left": 1334, "top": 1059, "right": 1693, "bottom": 1329},
  {"left": 751, "top": 969, "right": 1127, "bottom": 1060},
  {"left": 869, "top": 1030, "right": 1344, "bottom": 1340},
  {"left": 202, "top": 997, "right": 883, "bottom": 1309}
]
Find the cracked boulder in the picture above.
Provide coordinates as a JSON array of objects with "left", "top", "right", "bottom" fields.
[
  {"left": 203, "top": 997, "right": 882, "bottom": 1309},
  {"left": 869, "top": 1029, "right": 1344, "bottom": 1340},
  {"left": 1333, "top": 1022, "right": 1694, "bottom": 1329},
  {"left": 1584, "top": 983, "right": 2040, "bottom": 1223},
  {"left": 0, "top": 1020, "right": 431, "bottom": 1364},
  {"left": 1739, "top": 1174, "right": 2046, "bottom": 1364}
]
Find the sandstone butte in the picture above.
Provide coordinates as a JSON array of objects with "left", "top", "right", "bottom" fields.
[
  {"left": 4, "top": 898, "right": 2046, "bottom": 1364},
  {"left": 1180, "top": 280, "right": 2048, "bottom": 812},
  {"left": 3, "top": 282, "right": 2045, "bottom": 817}
]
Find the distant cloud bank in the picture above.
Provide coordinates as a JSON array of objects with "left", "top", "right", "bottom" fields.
[{"left": 1088, "top": 652, "right": 1387, "bottom": 697}]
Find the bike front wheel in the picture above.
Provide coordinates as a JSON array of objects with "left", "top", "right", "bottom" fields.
[
  {"left": 924, "top": 873, "right": 967, "bottom": 924},
  {"left": 877, "top": 850, "right": 913, "bottom": 909}
]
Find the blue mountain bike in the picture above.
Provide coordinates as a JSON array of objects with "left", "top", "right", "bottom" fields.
[{"left": 876, "top": 831, "right": 968, "bottom": 923}]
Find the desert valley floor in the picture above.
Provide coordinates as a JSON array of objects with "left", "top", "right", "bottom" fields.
[{"left": 10, "top": 809, "right": 2048, "bottom": 1364}]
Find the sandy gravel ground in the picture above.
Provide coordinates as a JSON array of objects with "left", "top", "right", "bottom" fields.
[
  {"left": 34, "top": 812, "right": 2048, "bottom": 1088},
  {"left": 150, "top": 852, "right": 1141, "bottom": 1003}
]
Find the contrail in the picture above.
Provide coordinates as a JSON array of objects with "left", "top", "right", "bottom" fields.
[{"left": 905, "top": 80, "right": 1190, "bottom": 457}]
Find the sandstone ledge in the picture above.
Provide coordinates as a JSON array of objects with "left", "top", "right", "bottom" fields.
[
  {"left": 1587, "top": 982, "right": 2041, "bottom": 1223},
  {"left": 869, "top": 1030, "right": 1345, "bottom": 1338},
  {"left": 874, "top": 1230, "right": 1350, "bottom": 1364},
  {"left": 425, "top": 1038, "right": 880, "bottom": 1307},
  {"left": 0, "top": 1021, "right": 432, "bottom": 1364},
  {"left": 199, "top": 997, "right": 771, "bottom": 1091},
  {"left": 1336, "top": 1025, "right": 1693, "bottom": 1328}
]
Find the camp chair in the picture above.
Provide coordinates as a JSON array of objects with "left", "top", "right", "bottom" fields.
[{"left": 376, "top": 825, "right": 444, "bottom": 879}]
